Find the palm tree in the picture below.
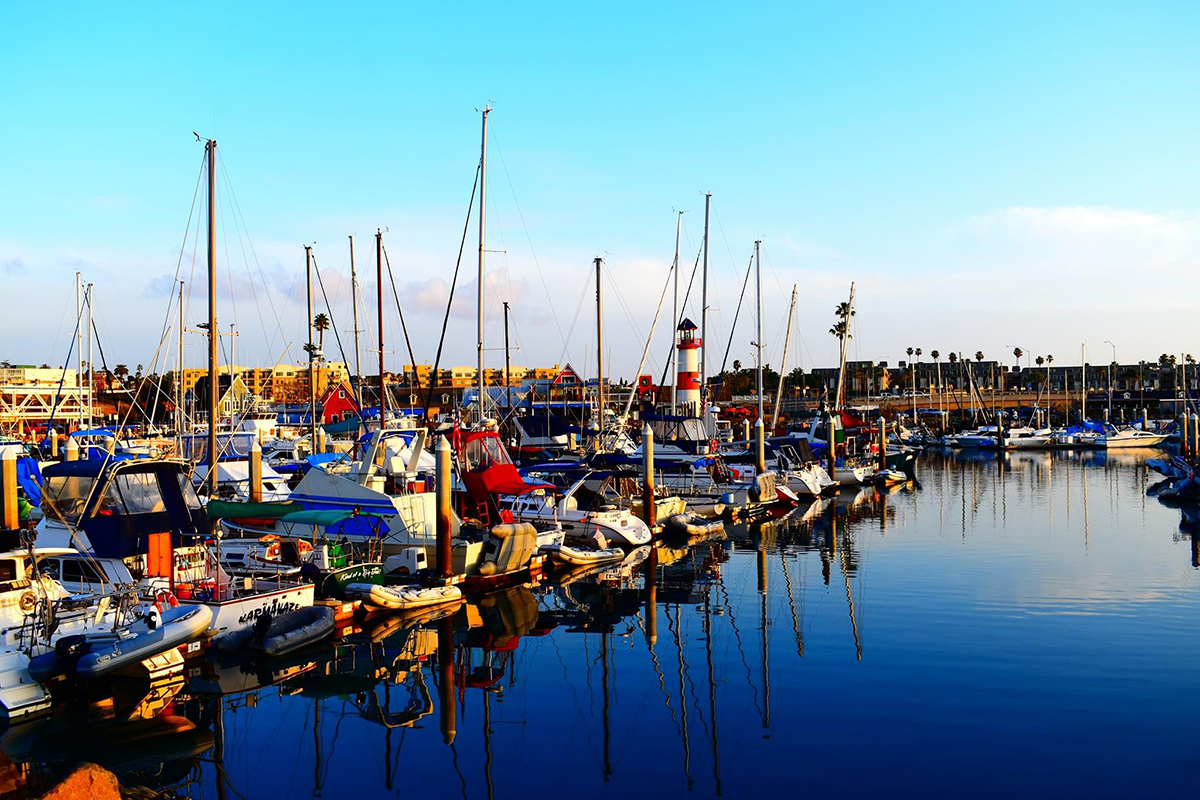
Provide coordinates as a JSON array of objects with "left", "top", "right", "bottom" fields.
[
  {"left": 828, "top": 320, "right": 850, "bottom": 341},
  {"left": 313, "top": 313, "right": 331, "bottom": 354},
  {"left": 114, "top": 364, "right": 129, "bottom": 386},
  {"left": 1035, "top": 355, "right": 1044, "bottom": 368}
]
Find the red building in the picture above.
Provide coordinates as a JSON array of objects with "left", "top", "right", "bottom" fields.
[{"left": 318, "top": 380, "right": 359, "bottom": 425}]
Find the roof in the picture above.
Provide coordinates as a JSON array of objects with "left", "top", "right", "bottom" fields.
[
  {"left": 42, "top": 458, "right": 188, "bottom": 480},
  {"left": 677, "top": 318, "right": 698, "bottom": 331}
]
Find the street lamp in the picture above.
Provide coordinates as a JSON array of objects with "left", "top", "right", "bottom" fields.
[{"left": 1104, "top": 340, "right": 1115, "bottom": 422}]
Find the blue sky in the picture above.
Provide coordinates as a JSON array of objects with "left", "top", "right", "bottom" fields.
[{"left": 2, "top": 2, "right": 1199, "bottom": 379}]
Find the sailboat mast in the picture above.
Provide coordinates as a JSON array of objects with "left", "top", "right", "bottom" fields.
[
  {"left": 672, "top": 211, "right": 681, "bottom": 416},
  {"left": 595, "top": 256, "right": 605, "bottom": 430},
  {"left": 86, "top": 283, "right": 93, "bottom": 428},
  {"left": 754, "top": 240, "right": 763, "bottom": 423},
  {"left": 1081, "top": 342, "right": 1087, "bottom": 421},
  {"left": 205, "top": 138, "right": 218, "bottom": 493},
  {"left": 833, "top": 283, "right": 855, "bottom": 411},
  {"left": 377, "top": 230, "right": 386, "bottom": 430},
  {"left": 771, "top": 284, "right": 797, "bottom": 431},
  {"left": 503, "top": 301, "right": 512, "bottom": 419},
  {"left": 305, "top": 245, "right": 318, "bottom": 450},
  {"left": 176, "top": 280, "right": 184, "bottom": 452},
  {"left": 349, "top": 234, "right": 363, "bottom": 405},
  {"left": 75, "top": 272, "right": 83, "bottom": 431},
  {"left": 700, "top": 192, "right": 711, "bottom": 408},
  {"left": 477, "top": 105, "right": 491, "bottom": 423}
]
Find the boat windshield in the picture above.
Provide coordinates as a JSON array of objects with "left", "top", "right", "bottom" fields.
[
  {"left": 462, "top": 435, "right": 513, "bottom": 472},
  {"left": 113, "top": 472, "right": 167, "bottom": 514},
  {"left": 43, "top": 474, "right": 98, "bottom": 524},
  {"left": 176, "top": 472, "right": 203, "bottom": 510}
]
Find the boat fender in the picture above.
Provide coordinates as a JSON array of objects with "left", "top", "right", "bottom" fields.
[
  {"left": 154, "top": 590, "right": 179, "bottom": 613},
  {"left": 18, "top": 590, "right": 36, "bottom": 614}
]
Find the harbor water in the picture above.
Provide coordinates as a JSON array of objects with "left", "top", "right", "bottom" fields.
[{"left": 5, "top": 449, "right": 1198, "bottom": 797}]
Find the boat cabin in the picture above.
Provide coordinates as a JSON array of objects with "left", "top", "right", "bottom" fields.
[{"left": 37, "top": 459, "right": 208, "bottom": 585}]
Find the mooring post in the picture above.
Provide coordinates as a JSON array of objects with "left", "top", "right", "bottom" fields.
[
  {"left": 642, "top": 423, "right": 656, "bottom": 529},
  {"left": 65, "top": 436, "right": 79, "bottom": 462},
  {"left": 743, "top": 418, "right": 751, "bottom": 446},
  {"left": 249, "top": 440, "right": 263, "bottom": 503},
  {"left": 1185, "top": 410, "right": 1195, "bottom": 460},
  {"left": 436, "top": 435, "right": 453, "bottom": 579},
  {"left": 49, "top": 428, "right": 58, "bottom": 459},
  {"left": 0, "top": 451, "right": 17, "bottom": 531},
  {"left": 755, "top": 417, "right": 767, "bottom": 475},
  {"left": 826, "top": 413, "right": 837, "bottom": 479},
  {"left": 878, "top": 416, "right": 887, "bottom": 472}
]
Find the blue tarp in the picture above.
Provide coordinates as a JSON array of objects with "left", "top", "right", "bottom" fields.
[{"left": 16, "top": 457, "right": 41, "bottom": 506}]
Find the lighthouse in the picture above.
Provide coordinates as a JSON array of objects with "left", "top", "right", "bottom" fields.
[{"left": 675, "top": 318, "right": 702, "bottom": 416}]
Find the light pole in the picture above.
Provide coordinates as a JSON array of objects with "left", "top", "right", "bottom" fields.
[
  {"left": 1006, "top": 344, "right": 1029, "bottom": 426},
  {"left": 1104, "top": 340, "right": 1115, "bottom": 423}
]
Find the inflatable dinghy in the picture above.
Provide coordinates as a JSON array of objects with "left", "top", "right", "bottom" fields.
[
  {"left": 541, "top": 543, "right": 625, "bottom": 567},
  {"left": 216, "top": 606, "right": 336, "bottom": 657},
  {"left": 665, "top": 513, "right": 724, "bottom": 537},
  {"left": 29, "top": 604, "right": 213, "bottom": 682},
  {"left": 344, "top": 582, "right": 462, "bottom": 611}
]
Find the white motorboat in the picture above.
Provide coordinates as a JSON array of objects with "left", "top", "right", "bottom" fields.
[
  {"left": 504, "top": 471, "right": 653, "bottom": 547},
  {"left": 193, "top": 459, "right": 291, "bottom": 502},
  {"left": 0, "top": 546, "right": 188, "bottom": 718},
  {"left": 36, "top": 458, "right": 316, "bottom": 644},
  {"left": 1103, "top": 427, "right": 1169, "bottom": 448}
]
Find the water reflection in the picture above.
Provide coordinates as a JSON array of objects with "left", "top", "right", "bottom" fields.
[{"left": 5, "top": 450, "right": 1200, "bottom": 797}]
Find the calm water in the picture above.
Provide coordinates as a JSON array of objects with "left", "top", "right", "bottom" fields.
[{"left": 5, "top": 449, "right": 1199, "bottom": 798}]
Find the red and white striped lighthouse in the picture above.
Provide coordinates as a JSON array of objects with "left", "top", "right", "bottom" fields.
[{"left": 676, "top": 318, "right": 702, "bottom": 415}]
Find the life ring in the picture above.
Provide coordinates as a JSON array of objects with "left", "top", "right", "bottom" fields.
[
  {"left": 18, "top": 590, "right": 36, "bottom": 614},
  {"left": 154, "top": 590, "right": 179, "bottom": 612}
]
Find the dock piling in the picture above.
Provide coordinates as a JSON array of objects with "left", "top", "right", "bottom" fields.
[
  {"left": 642, "top": 423, "right": 656, "bottom": 529},
  {"left": 65, "top": 437, "right": 79, "bottom": 462},
  {"left": 49, "top": 429, "right": 58, "bottom": 459},
  {"left": 436, "top": 436, "right": 453, "bottom": 579},
  {"left": 755, "top": 417, "right": 766, "bottom": 475},
  {"left": 878, "top": 417, "right": 887, "bottom": 471},
  {"left": 826, "top": 413, "right": 837, "bottom": 478},
  {"left": 249, "top": 441, "right": 263, "bottom": 503},
  {"left": 0, "top": 451, "right": 17, "bottom": 531}
]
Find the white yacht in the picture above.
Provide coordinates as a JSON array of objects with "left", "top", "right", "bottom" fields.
[{"left": 504, "top": 470, "right": 653, "bottom": 547}]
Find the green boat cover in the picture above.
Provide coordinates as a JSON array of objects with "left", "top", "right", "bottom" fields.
[
  {"left": 205, "top": 499, "right": 303, "bottom": 520},
  {"left": 279, "top": 509, "right": 385, "bottom": 527}
]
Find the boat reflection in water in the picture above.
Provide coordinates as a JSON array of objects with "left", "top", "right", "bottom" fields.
[{"left": 3, "top": 450, "right": 1197, "bottom": 797}]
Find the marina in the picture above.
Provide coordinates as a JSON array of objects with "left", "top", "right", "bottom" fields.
[{"left": 0, "top": 451, "right": 1196, "bottom": 797}]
